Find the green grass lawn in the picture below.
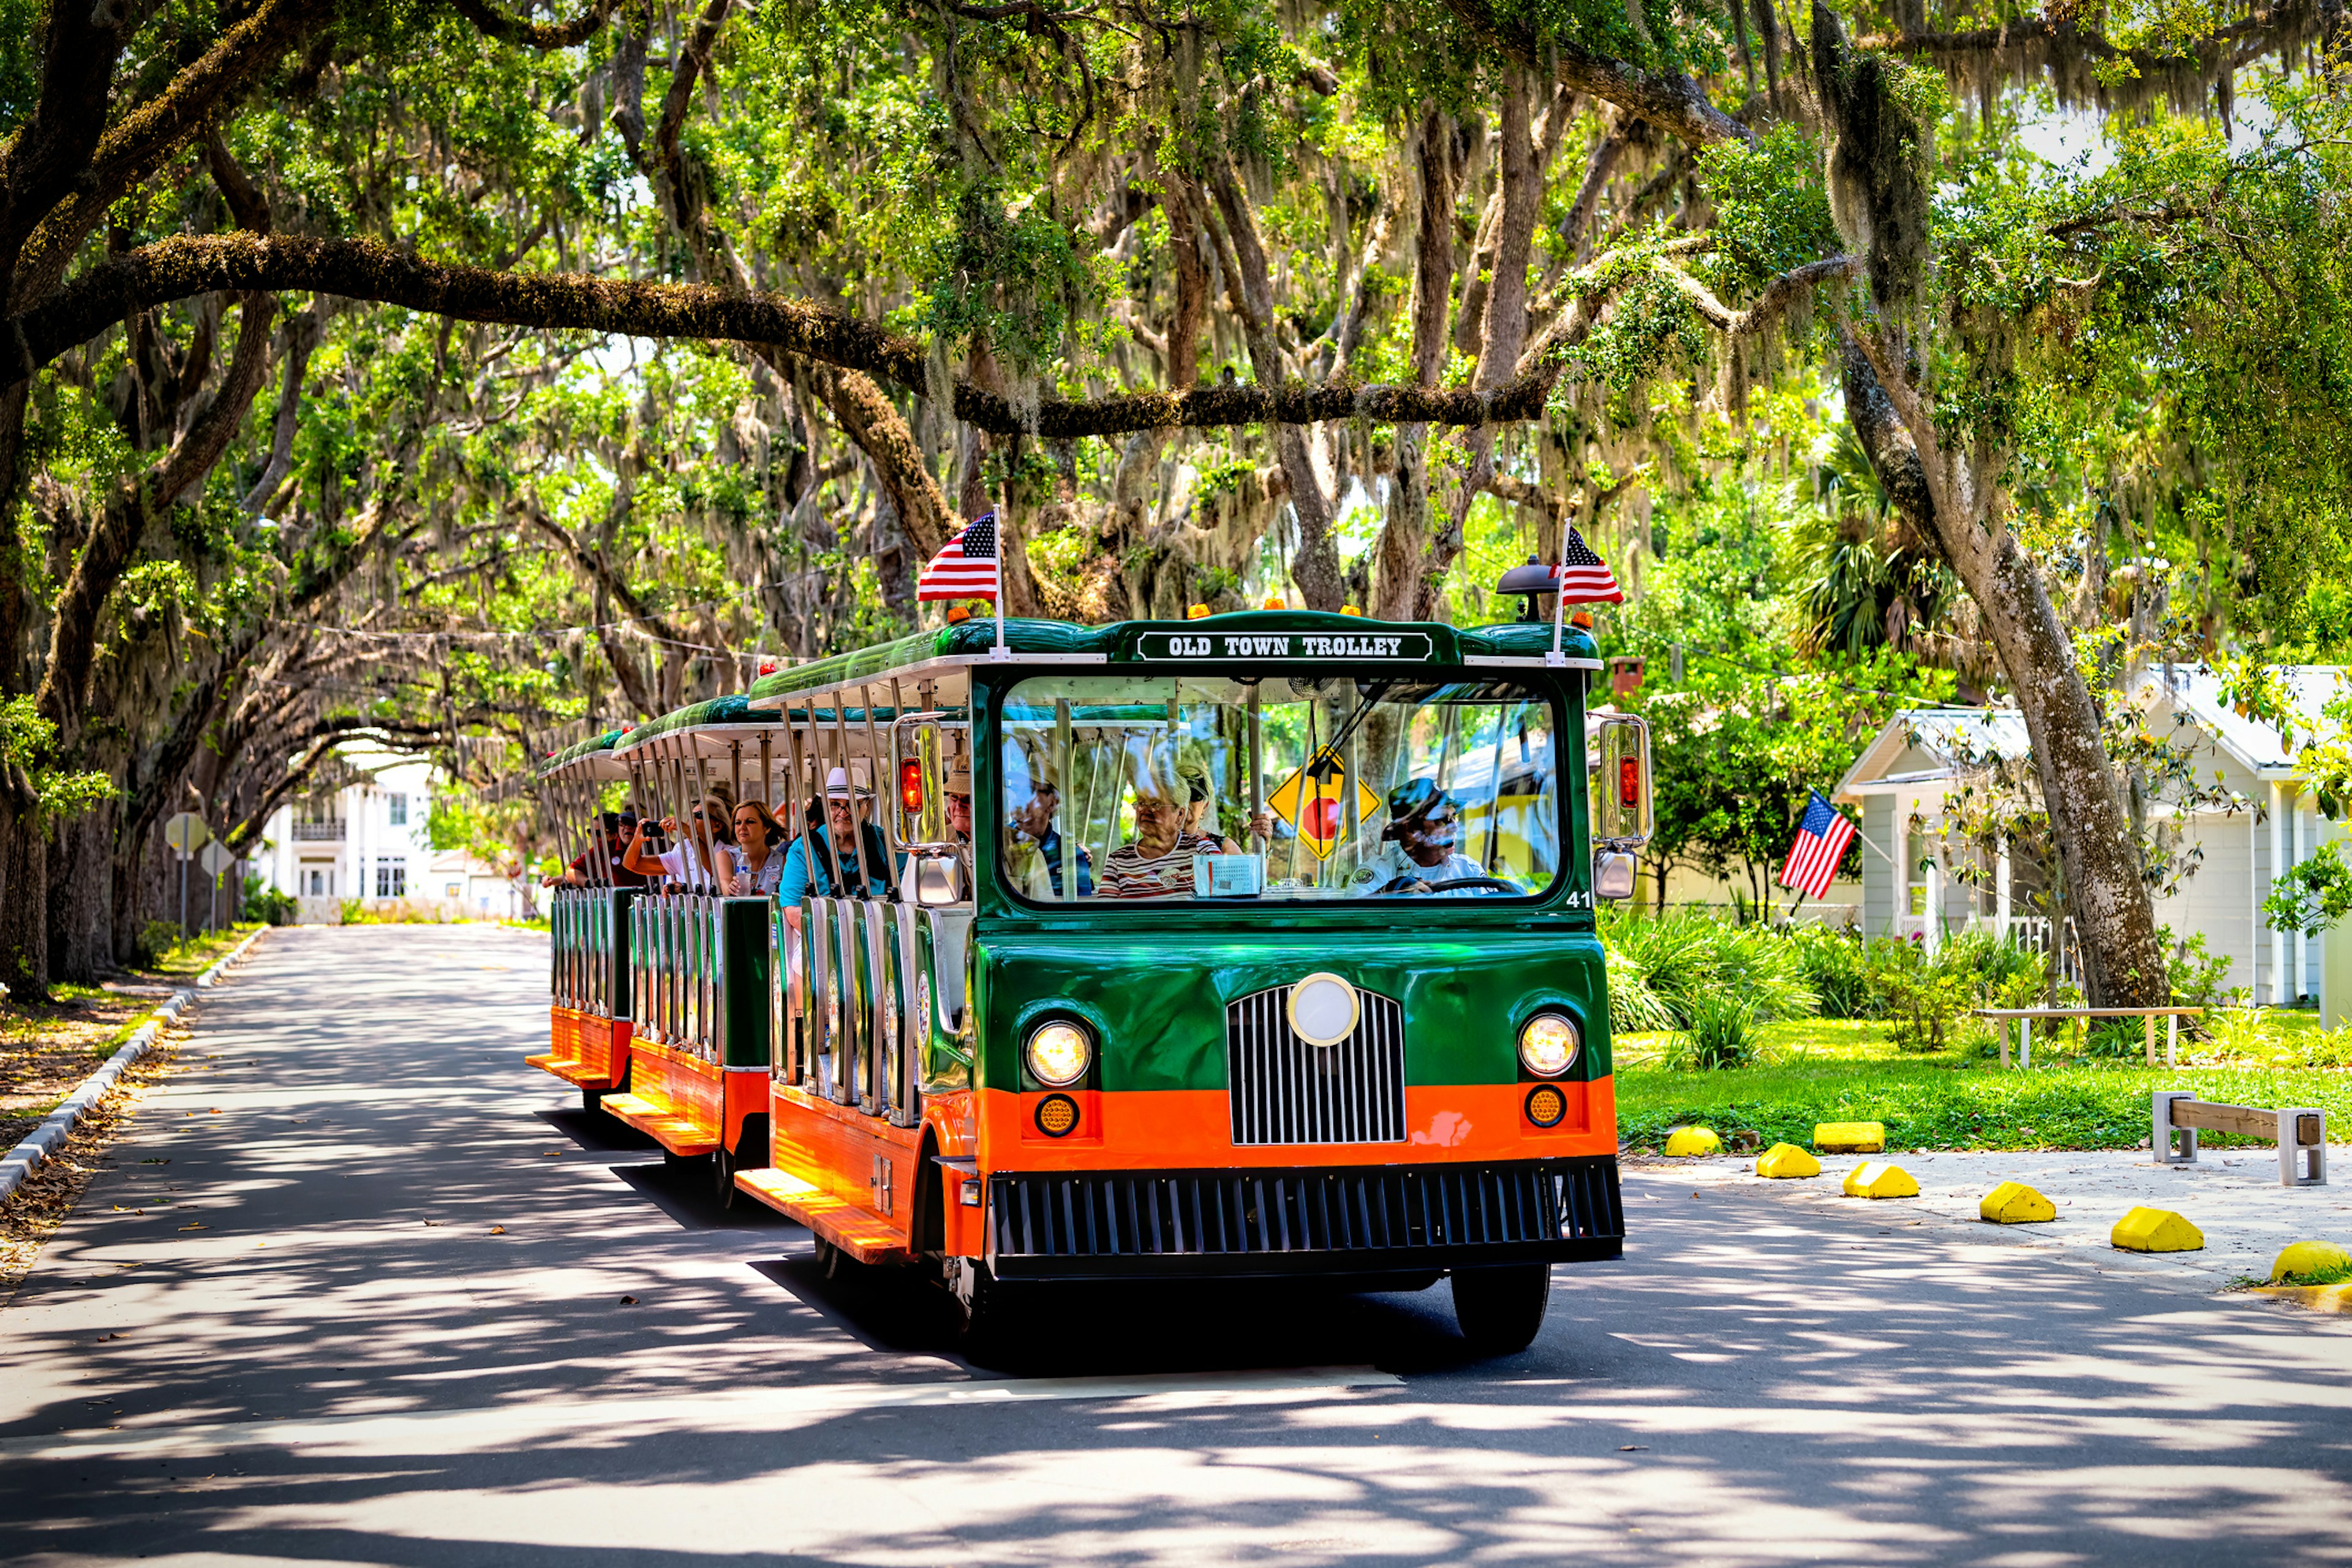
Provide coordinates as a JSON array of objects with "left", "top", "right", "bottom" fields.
[{"left": 1614, "top": 1011, "right": 2351, "bottom": 1154}]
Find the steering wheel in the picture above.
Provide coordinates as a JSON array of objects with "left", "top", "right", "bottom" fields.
[{"left": 1421, "top": 876, "right": 1520, "bottom": 895}]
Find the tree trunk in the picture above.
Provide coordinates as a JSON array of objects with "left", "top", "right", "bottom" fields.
[
  {"left": 0, "top": 806, "right": 50, "bottom": 1001},
  {"left": 1838, "top": 335, "right": 2167, "bottom": 1006},
  {"left": 48, "top": 801, "right": 115, "bottom": 981}
]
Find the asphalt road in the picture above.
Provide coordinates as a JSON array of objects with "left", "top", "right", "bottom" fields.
[{"left": 4, "top": 924, "right": 2351, "bottom": 1567}]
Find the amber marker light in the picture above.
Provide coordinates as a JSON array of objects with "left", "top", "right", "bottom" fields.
[
  {"left": 1035, "top": 1094, "right": 1080, "bottom": 1137},
  {"left": 1525, "top": 1084, "right": 1568, "bottom": 1127},
  {"left": 1025, "top": 1020, "right": 1093, "bottom": 1087},
  {"left": 1518, "top": 1012, "right": 1580, "bottom": 1077}
]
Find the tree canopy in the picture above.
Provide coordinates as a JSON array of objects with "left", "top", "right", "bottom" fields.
[{"left": 0, "top": 0, "right": 2347, "bottom": 998}]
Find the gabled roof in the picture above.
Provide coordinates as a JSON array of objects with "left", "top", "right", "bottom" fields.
[
  {"left": 1836, "top": 665, "right": 2350, "bottom": 801},
  {"left": 1836, "top": 707, "right": 2032, "bottom": 799},
  {"left": 2144, "top": 665, "right": 2347, "bottom": 778}
]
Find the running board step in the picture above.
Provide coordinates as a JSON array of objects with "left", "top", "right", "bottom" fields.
[
  {"left": 527, "top": 1053, "right": 619, "bottom": 1091},
  {"left": 600, "top": 1092, "right": 719, "bottom": 1156},
  {"left": 734, "top": 1168, "right": 911, "bottom": 1264}
]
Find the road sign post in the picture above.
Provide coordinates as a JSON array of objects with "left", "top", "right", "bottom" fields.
[
  {"left": 200, "top": 840, "right": 236, "bottom": 932},
  {"left": 164, "top": 813, "right": 211, "bottom": 939}
]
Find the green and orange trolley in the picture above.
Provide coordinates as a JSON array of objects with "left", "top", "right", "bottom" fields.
[{"left": 533, "top": 609, "right": 1651, "bottom": 1351}]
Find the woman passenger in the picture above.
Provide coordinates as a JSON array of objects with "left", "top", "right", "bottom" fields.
[
  {"left": 1100, "top": 744, "right": 1268, "bottom": 899},
  {"left": 728, "top": 800, "right": 790, "bottom": 895}
]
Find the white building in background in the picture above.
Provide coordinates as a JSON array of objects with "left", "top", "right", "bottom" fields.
[
  {"left": 258, "top": 747, "right": 524, "bottom": 922},
  {"left": 1836, "top": 667, "right": 2351, "bottom": 1011}
]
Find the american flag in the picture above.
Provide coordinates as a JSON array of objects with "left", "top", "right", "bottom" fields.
[
  {"left": 1553, "top": 526, "right": 1624, "bottom": 604},
  {"left": 917, "top": 511, "right": 1000, "bottom": 602},
  {"left": 1778, "top": 788, "right": 1857, "bottom": 901}
]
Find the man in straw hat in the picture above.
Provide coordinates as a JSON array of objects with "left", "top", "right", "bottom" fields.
[{"left": 777, "top": 764, "right": 900, "bottom": 907}]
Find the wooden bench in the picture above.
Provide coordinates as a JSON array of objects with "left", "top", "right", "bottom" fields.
[
  {"left": 1972, "top": 1006, "right": 2204, "bottom": 1069},
  {"left": 2155, "top": 1091, "right": 2329, "bottom": 1187}
]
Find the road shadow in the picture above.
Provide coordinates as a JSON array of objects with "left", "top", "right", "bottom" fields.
[
  {"left": 532, "top": 1107, "right": 658, "bottom": 1153},
  {"left": 747, "top": 1250, "right": 1493, "bottom": 1378}
]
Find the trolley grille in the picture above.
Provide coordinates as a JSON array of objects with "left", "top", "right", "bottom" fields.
[
  {"left": 987, "top": 1158, "right": 1621, "bottom": 1273},
  {"left": 1226, "top": 985, "right": 1406, "bottom": 1145}
]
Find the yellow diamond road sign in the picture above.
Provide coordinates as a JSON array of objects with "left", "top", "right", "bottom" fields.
[{"left": 1265, "top": 748, "right": 1379, "bottom": 860}]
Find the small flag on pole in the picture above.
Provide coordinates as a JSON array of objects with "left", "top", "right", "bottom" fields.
[
  {"left": 917, "top": 511, "right": 1000, "bottom": 602},
  {"left": 1779, "top": 788, "right": 1857, "bottom": 901},
  {"left": 1553, "top": 525, "right": 1624, "bottom": 604}
]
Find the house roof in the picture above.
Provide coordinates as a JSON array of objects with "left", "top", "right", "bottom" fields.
[
  {"left": 2146, "top": 665, "right": 2347, "bottom": 778},
  {"left": 1836, "top": 665, "right": 2348, "bottom": 801},
  {"left": 1836, "top": 707, "right": 2032, "bottom": 799}
]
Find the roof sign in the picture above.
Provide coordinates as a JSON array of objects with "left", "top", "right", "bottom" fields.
[{"left": 1133, "top": 631, "right": 1435, "bottom": 662}]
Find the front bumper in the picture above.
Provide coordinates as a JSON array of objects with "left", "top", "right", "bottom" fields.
[{"left": 986, "top": 1155, "right": 1622, "bottom": 1281}]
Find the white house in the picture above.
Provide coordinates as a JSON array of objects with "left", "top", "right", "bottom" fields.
[
  {"left": 1836, "top": 666, "right": 2351, "bottom": 1010},
  {"left": 258, "top": 747, "right": 522, "bottom": 922}
]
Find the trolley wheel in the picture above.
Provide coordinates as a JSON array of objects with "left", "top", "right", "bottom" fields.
[
  {"left": 714, "top": 1143, "right": 737, "bottom": 1208},
  {"left": 954, "top": 1262, "right": 1026, "bottom": 1360},
  {"left": 581, "top": 1088, "right": 604, "bottom": 1117},
  {"left": 811, "top": 1234, "right": 854, "bottom": 1278},
  {"left": 1450, "top": 1262, "right": 1551, "bottom": 1355}
]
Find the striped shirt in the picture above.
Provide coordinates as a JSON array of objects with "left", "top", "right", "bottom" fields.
[{"left": 1099, "top": 832, "right": 1224, "bottom": 900}]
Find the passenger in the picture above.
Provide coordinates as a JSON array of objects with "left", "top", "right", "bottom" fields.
[
  {"left": 621, "top": 796, "right": 737, "bottom": 889},
  {"left": 1362, "top": 778, "right": 1507, "bottom": 895},
  {"left": 727, "top": 800, "right": 790, "bottom": 895},
  {"left": 550, "top": 812, "right": 647, "bottom": 887},
  {"left": 1100, "top": 744, "right": 1267, "bottom": 899},
  {"left": 775, "top": 766, "right": 900, "bottom": 909},
  {"left": 1004, "top": 761, "right": 1093, "bottom": 899}
]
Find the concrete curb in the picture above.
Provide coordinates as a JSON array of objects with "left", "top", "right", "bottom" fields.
[{"left": 0, "top": 925, "right": 268, "bottom": 1204}]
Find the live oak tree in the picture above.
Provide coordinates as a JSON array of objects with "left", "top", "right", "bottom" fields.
[{"left": 0, "top": 0, "right": 2345, "bottom": 1001}]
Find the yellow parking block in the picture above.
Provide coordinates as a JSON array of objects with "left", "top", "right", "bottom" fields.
[
  {"left": 1978, "top": 1182, "right": 2057, "bottom": 1224},
  {"left": 2111, "top": 1207, "right": 2203, "bottom": 1253},
  {"left": 1755, "top": 1143, "right": 1822, "bottom": 1179},
  {"left": 1814, "top": 1121, "right": 1885, "bottom": 1153},
  {"left": 2269, "top": 1240, "right": 2351, "bottom": 1284},
  {"left": 1841, "top": 1161, "right": 1919, "bottom": 1199},
  {"left": 1663, "top": 1126, "right": 1721, "bottom": 1157}
]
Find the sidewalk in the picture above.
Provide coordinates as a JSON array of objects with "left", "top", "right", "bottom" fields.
[{"left": 1632, "top": 1144, "right": 2352, "bottom": 1290}]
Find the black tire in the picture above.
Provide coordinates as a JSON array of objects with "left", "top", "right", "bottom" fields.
[
  {"left": 714, "top": 1142, "right": 737, "bottom": 1207},
  {"left": 581, "top": 1088, "right": 604, "bottom": 1117},
  {"left": 954, "top": 1264, "right": 1026, "bottom": 1362},
  {"left": 1450, "top": 1263, "right": 1551, "bottom": 1355}
]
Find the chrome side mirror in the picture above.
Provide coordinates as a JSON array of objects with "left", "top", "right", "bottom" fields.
[
  {"left": 1593, "top": 715, "right": 1654, "bottom": 848},
  {"left": 1595, "top": 851, "right": 1638, "bottom": 901}
]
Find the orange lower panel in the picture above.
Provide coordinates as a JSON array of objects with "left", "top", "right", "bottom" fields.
[
  {"left": 979, "top": 1078, "right": 1618, "bottom": 1172},
  {"left": 573, "top": 1014, "right": 633, "bottom": 1091},
  {"left": 527, "top": 1052, "right": 611, "bottom": 1090},
  {"left": 767, "top": 1085, "right": 925, "bottom": 1256},
  {"left": 616, "top": 1039, "right": 734, "bottom": 1153},
  {"left": 734, "top": 1167, "right": 914, "bottom": 1264}
]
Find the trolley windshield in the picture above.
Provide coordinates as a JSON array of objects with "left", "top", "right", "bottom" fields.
[{"left": 996, "top": 673, "right": 1562, "bottom": 905}]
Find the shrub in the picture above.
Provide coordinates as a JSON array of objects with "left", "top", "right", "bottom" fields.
[
  {"left": 1786, "top": 922, "right": 1872, "bottom": 1017},
  {"left": 243, "top": 875, "right": 296, "bottom": 926},
  {"left": 2162, "top": 927, "right": 2233, "bottom": 1011},
  {"left": 1601, "top": 910, "right": 1818, "bottom": 1031},
  {"left": 132, "top": 919, "right": 183, "bottom": 968},
  {"left": 1667, "top": 993, "right": 1760, "bottom": 1071}
]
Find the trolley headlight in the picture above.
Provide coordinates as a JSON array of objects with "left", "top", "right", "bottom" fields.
[
  {"left": 1518, "top": 1012, "right": 1580, "bottom": 1077},
  {"left": 1024, "top": 1020, "right": 1093, "bottom": 1088}
]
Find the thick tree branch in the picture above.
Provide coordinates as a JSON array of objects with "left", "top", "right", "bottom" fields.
[
  {"left": 10, "top": 0, "right": 333, "bottom": 310},
  {"left": 449, "top": 0, "right": 620, "bottom": 48},
  {"left": 14, "top": 232, "right": 1597, "bottom": 436},
  {"left": 38, "top": 290, "right": 277, "bottom": 728},
  {"left": 1438, "top": 0, "right": 1752, "bottom": 148}
]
